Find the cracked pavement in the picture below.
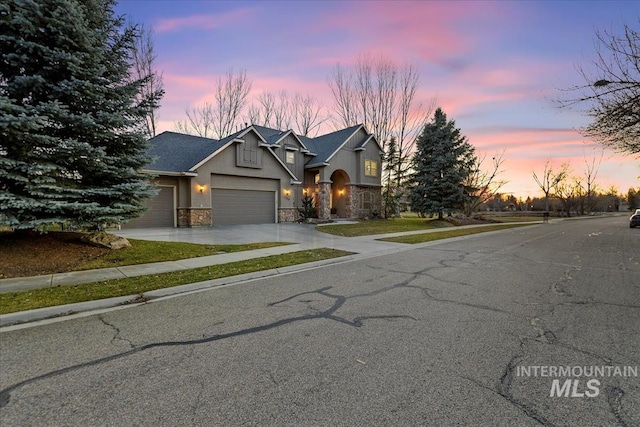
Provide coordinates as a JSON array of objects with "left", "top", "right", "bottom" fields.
[{"left": 1, "top": 215, "right": 638, "bottom": 426}]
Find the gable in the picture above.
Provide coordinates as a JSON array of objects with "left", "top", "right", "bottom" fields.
[{"left": 236, "top": 131, "right": 262, "bottom": 168}]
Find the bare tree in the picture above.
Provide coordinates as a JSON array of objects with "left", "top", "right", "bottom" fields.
[
  {"left": 328, "top": 54, "right": 435, "bottom": 217},
  {"left": 583, "top": 149, "right": 603, "bottom": 213},
  {"left": 214, "top": 68, "right": 252, "bottom": 138},
  {"left": 130, "top": 22, "right": 164, "bottom": 138},
  {"left": 292, "top": 93, "right": 325, "bottom": 136},
  {"left": 175, "top": 102, "right": 215, "bottom": 138},
  {"left": 272, "top": 90, "right": 291, "bottom": 130},
  {"left": 533, "top": 161, "right": 569, "bottom": 212},
  {"left": 560, "top": 21, "right": 640, "bottom": 155},
  {"left": 462, "top": 151, "right": 508, "bottom": 216},
  {"left": 328, "top": 63, "right": 359, "bottom": 128},
  {"left": 175, "top": 69, "right": 252, "bottom": 139},
  {"left": 245, "top": 90, "right": 324, "bottom": 136},
  {"left": 552, "top": 168, "right": 578, "bottom": 217}
]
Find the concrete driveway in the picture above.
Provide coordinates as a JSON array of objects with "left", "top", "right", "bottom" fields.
[{"left": 116, "top": 222, "right": 401, "bottom": 255}]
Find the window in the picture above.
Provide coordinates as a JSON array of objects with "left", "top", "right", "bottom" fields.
[
  {"left": 365, "top": 159, "right": 378, "bottom": 177},
  {"left": 358, "top": 191, "right": 375, "bottom": 212},
  {"left": 286, "top": 151, "right": 295, "bottom": 164}
]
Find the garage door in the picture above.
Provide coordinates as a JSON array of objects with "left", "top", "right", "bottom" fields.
[
  {"left": 123, "top": 186, "right": 175, "bottom": 228},
  {"left": 211, "top": 189, "right": 275, "bottom": 225}
]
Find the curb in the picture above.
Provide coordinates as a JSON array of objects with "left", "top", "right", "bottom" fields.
[{"left": 0, "top": 256, "right": 356, "bottom": 328}]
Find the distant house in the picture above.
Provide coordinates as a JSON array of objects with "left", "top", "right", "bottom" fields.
[{"left": 124, "top": 124, "right": 383, "bottom": 227}]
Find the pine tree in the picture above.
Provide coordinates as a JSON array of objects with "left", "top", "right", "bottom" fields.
[
  {"left": 382, "top": 136, "right": 401, "bottom": 218},
  {"left": 0, "top": 0, "right": 162, "bottom": 230},
  {"left": 409, "top": 108, "right": 475, "bottom": 220}
]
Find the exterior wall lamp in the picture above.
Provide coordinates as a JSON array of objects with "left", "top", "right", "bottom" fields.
[{"left": 198, "top": 184, "right": 205, "bottom": 193}]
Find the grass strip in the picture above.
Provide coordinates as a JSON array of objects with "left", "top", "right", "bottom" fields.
[
  {"left": 377, "top": 223, "right": 531, "bottom": 244},
  {"left": 0, "top": 248, "right": 353, "bottom": 314},
  {"left": 318, "top": 218, "right": 453, "bottom": 237},
  {"left": 77, "top": 240, "right": 292, "bottom": 270}
]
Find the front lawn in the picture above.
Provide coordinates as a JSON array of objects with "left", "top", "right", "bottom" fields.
[
  {"left": 0, "top": 248, "right": 353, "bottom": 314},
  {"left": 377, "top": 223, "right": 531, "bottom": 244},
  {"left": 317, "top": 218, "right": 453, "bottom": 237}
]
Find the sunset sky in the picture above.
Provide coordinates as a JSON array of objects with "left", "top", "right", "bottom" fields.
[{"left": 115, "top": 0, "right": 639, "bottom": 199}]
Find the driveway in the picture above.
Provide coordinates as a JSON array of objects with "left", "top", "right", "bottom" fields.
[{"left": 116, "top": 222, "right": 407, "bottom": 255}]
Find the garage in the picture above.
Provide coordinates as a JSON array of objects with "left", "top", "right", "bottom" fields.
[
  {"left": 123, "top": 186, "right": 175, "bottom": 228},
  {"left": 211, "top": 189, "right": 276, "bottom": 225}
]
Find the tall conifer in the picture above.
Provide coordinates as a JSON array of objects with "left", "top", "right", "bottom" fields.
[
  {"left": 410, "top": 108, "right": 475, "bottom": 219},
  {"left": 0, "top": 0, "right": 162, "bottom": 229}
]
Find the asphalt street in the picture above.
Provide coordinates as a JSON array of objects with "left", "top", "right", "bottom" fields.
[{"left": 1, "top": 216, "right": 638, "bottom": 426}]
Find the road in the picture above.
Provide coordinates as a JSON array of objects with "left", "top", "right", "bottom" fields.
[{"left": 1, "top": 216, "right": 639, "bottom": 426}]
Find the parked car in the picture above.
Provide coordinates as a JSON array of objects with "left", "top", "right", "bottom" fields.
[{"left": 630, "top": 209, "right": 640, "bottom": 228}]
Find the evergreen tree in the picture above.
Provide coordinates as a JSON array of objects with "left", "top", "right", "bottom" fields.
[
  {"left": 382, "top": 136, "right": 401, "bottom": 218},
  {"left": 0, "top": 0, "right": 162, "bottom": 230},
  {"left": 409, "top": 108, "right": 475, "bottom": 220}
]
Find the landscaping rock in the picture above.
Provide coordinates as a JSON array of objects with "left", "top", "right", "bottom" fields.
[{"left": 81, "top": 232, "right": 131, "bottom": 250}]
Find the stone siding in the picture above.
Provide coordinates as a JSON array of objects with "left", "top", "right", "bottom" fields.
[
  {"left": 278, "top": 207, "right": 300, "bottom": 223},
  {"left": 317, "top": 182, "right": 332, "bottom": 220},
  {"left": 177, "top": 208, "right": 212, "bottom": 227}
]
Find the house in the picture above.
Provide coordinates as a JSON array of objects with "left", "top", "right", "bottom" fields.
[{"left": 124, "top": 124, "right": 383, "bottom": 227}]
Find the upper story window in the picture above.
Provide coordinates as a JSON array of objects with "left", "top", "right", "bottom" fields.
[
  {"left": 365, "top": 159, "right": 378, "bottom": 177},
  {"left": 286, "top": 151, "right": 295, "bottom": 164}
]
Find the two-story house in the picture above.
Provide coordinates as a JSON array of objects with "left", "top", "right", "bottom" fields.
[{"left": 125, "top": 124, "right": 383, "bottom": 227}]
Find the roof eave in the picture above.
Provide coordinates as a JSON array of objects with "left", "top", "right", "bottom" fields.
[{"left": 142, "top": 169, "right": 198, "bottom": 177}]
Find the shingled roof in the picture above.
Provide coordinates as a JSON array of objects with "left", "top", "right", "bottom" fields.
[
  {"left": 144, "top": 124, "right": 376, "bottom": 174},
  {"left": 143, "top": 131, "right": 229, "bottom": 174},
  {"left": 303, "top": 124, "right": 363, "bottom": 166}
]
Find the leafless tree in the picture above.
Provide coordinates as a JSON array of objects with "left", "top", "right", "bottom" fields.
[
  {"left": 130, "top": 22, "right": 164, "bottom": 138},
  {"left": 328, "top": 54, "right": 435, "bottom": 216},
  {"left": 533, "top": 160, "right": 569, "bottom": 212},
  {"left": 462, "top": 151, "right": 508, "bottom": 216},
  {"left": 245, "top": 90, "right": 324, "bottom": 136},
  {"left": 559, "top": 21, "right": 640, "bottom": 155},
  {"left": 292, "top": 93, "right": 325, "bottom": 136},
  {"left": 214, "top": 69, "right": 252, "bottom": 138},
  {"left": 583, "top": 149, "right": 603, "bottom": 213},
  {"left": 175, "top": 68, "right": 252, "bottom": 139},
  {"left": 175, "top": 102, "right": 215, "bottom": 138},
  {"left": 552, "top": 167, "right": 578, "bottom": 217},
  {"left": 272, "top": 90, "right": 291, "bottom": 130}
]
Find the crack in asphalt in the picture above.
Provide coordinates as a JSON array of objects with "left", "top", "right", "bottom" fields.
[
  {"left": 0, "top": 286, "right": 415, "bottom": 409},
  {"left": 98, "top": 315, "right": 135, "bottom": 349},
  {"left": 606, "top": 386, "right": 631, "bottom": 427},
  {"left": 461, "top": 372, "right": 556, "bottom": 426}
]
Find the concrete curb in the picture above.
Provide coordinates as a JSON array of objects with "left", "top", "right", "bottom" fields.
[
  {"left": 0, "top": 295, "right": 139, "bottom": 327},
  {"left": 0, "top": 256, "right": 357, "bottom": 328}
]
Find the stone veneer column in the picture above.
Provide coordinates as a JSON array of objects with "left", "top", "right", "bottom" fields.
[
  {"left": 317, "top": 182, "right": 332, "bottom": 220},
  {"left": 345, "top": 184, "right": 359, "bottom": 219}
]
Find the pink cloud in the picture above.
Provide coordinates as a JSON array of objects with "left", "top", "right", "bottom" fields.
[{"left": 155, "top": 8, "right": 255, "bottom": 32}]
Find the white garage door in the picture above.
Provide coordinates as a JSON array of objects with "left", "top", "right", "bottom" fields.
[
  {"left": 211, "top": 189, "right": 276, "bottom": 225},
  {"left": 123, "top": 186, "right": 175, "bottom": 228}
]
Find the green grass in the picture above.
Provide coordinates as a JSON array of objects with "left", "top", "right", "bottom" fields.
[
  {"left": 377, "top": 223, "right": 531, "bottom": 244},
  {"left": 317, "top": 218, "right": 453, "bottom": 237},
  {"left": 0, "top": 248, "right": 353, "bottom": 314},
  {"left": 77, "top": 240, "right": 292, "bottom": 270}
]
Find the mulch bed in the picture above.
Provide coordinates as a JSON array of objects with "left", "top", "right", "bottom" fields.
[{"left": 0, "top": 231, "right": 109, "bottom": 279}]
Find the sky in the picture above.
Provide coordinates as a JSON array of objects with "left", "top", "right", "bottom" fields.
[{"left": 114, "top": 0, "right": 639, "bottom": 199}]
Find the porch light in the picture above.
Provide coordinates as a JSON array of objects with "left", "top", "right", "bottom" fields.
[
  {"left": 284, "top": 189, "right": 291, "bottom": 196},
  {"left": 198, "top": 184, "right": 205, "bottom": 193},
  {"left": 338, "top": 189, "right": 345, "bottom": 196}
]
